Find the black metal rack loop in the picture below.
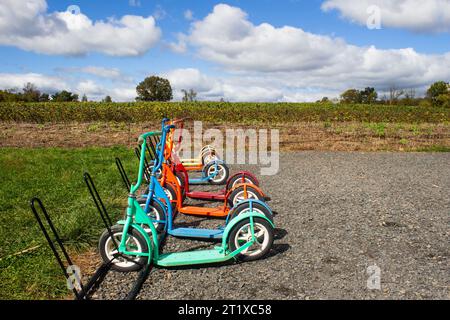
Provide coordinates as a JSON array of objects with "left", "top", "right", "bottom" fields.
[
  {"left": 115, "top": 157, "right": 131, "bottom": 191},
  {"left": 30, "top": 197, "right": 113, "bottom": 300},
  {"left": 29, "top": 173, "right": 153, "bottom": 300}
]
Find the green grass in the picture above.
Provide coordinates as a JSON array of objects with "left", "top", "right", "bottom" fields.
[
  {"left": 0, "top": 101, "right": 449, "bottom": 124},
  {"left": 0, "top": 147, "right": 137, "bottom": 299},
  {"left": 415, "top": 145, "right": 450, "bottom": 152}
]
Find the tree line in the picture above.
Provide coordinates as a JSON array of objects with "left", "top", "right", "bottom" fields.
[
  {"left": 318, "top": 81, "right": 449, "bottom": 107},
  {"left": 0, "top": 83, "right": 113, "bottom": 103},
  {"left": 1, "top": 76, "right": 449, "bottom": 107}
]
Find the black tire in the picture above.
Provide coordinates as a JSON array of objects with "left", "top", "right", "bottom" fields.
[
  {"left": 174, "top": 171, "right": 187, "bottom": 201},
  {"left": 227, "top": 185, "right": 265, "bottom": 207},
  {"left": 204, "top": 162, "right": 229, "bottom": 185},
  {"left": 227, "top": 174, "right": 259, "bottom": 189},
  {"left": 136, "top": 198, "right": 167, "bottom": 233},
  {"left": 227, "top": 217, "right": 274, "bottom": 262},
  {"left": 229, "top": 202, "right": 274, "bottom": 223},
  {"left": 162, "top": 182, "right": 178, "bottom": 212},
  {"left": 98, "top": 225, "right": 149, "bottom": 272}
]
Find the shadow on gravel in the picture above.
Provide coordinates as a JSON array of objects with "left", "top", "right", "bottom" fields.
[
  {"left": 274, "top": 228, "right": 288, "bottom": 240},
  {"left": 264, "top": 244, "right": 291, "bottom": 260}
]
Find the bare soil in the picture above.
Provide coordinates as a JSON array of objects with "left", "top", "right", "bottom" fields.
[{"left": 1, "top": 122, "right": 449, "bottom": 151}]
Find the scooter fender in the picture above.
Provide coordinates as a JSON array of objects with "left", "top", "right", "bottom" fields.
[
  {"left": 202, "top": 159, "right": 226, "bottom": 171},
  {"left": 226, "top": 171, "right": 260, "bottom": 189},
  {"left": 116, "top": 220, "right": 155, "bottom": 263},
  {"left": 229, "top": 199, "right": 274, "bottom": 220},
  {"left": 221, "top": 211, "right": 275, "bottom": 249},
  {"left": 224, "top": 183, "right": 266, "bottom": 200}
]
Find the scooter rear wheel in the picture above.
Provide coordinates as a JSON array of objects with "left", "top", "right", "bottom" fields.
[
  {"left": 174, "top": 172, "right": 187, "bottom": 201},
  {"left": 204, "top": 162, "right": 229, "bottom": 185},
  {"left": 98, "top": 225, "right": 149, "bottom": 272},
  {"left": 228, "top": 217, "right": 274, "bottom": 262},
  {"left": 162, "top": 183, "right": 178, "bottom": 213},
  {"left": 227, "top": 185, "right": 265, "bottom": 207},
  {"left": 227, "top": 174, "right": 259, "bottom": 189}
]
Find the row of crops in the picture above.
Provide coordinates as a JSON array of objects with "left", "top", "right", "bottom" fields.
[{"left": 0, "top": 102, "right": 448, "bottom": 123}]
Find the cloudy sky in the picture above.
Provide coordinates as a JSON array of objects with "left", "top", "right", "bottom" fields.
[{"left": 0, "top": 0, "right": 449, "bottom": 102}]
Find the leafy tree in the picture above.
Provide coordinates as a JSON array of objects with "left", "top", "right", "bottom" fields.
[
  {"left": 0, "top": 89, "right": 19, "bottom": 102},
  {"left": 427, "top": 81, "right": 449, "bottom": 107},
  {"left": 103, "top": 95, "right": 112, "bottom": 103},
  {"left": 181, "top": 89, "right": 197, "bottom": 102},
  {"left": 21, "top": 82, "right": 41, "bottom": 102},
  {"left": 340, "top": 89, "right": 362, "bottom": 104},
  {"left": 435, "top": 94, "right": 450, "bottom": 108},
  {"left": 136, "top": 76, "right": 173, "bottom": 102},
  {"left": 39, "top": 93, "right": 50, "bottom": 102},
  {"left": 360, "top": 87, "right": 378, "bottom": 104},
  {"left": 52, "top": 90, "right": 79, "bottom": 102},
  {"left": 316, "top": 97, "right": 330, "bottom": 103},
  {"left": 81, "top": 94, "right": 88, "bottom": 102}
]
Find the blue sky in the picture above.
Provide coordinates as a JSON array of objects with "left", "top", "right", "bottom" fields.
[{"left": 0, "top": 0, "right": 449, "bottom": 101}]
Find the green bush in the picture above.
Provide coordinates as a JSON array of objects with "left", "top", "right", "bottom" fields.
[{"left": 0, "top": 101, "right": 448, "bottom": 124}]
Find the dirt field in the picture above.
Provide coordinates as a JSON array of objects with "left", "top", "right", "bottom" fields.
[{"left": 1, "top": 122, "right": 449, "bottom": 152}]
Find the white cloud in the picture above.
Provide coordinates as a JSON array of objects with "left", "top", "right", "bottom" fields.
[
  {"left": 0, "top": 71, "right": 137, "bottom": 102},
  {"left": 79, "top": 66, "right": 122, "bottom": 79},
  {"left": 163, "top": 68, "right": 316, "bottom": 102},
  {"left": 153, "top": 5, "right": 167, "bottom": 21},
  {"left": 129, "top": 0, "right": 141, "bottom": 7},
  {"left": 184, "top": 9, "right": 194, "bottom": 21},
  {"left": 76, "top": 80, "right": 103, "bottom": 96},
  {"left": 0, "top": 0, "right": 161, "bottom": 56},
  {"left": 322, "top": 0, "right": 450, "bottom": 33},
  {"left": 167, "top": 33, "right": 188, "bottom": 53},
  {"left": 0, "top": 73, "right": 68, "bottom": 92},
  {"left": 180, "top": 3, "right": 450, "bottom": 95}
]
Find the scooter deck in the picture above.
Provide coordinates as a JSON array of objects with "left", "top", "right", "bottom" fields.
[
  {"left": 188, "top": 178, "right": 208, "bottom": 184},
  {"left": 187, "top": 191, "right": 225, "bottom": 201},
  {"left": 169, "top": 227, "right": 223, "bottom": 239},
  {"left": 178, "top": 205, "right": 227, "bottom": 217},
  {"left": 157, "top": 248, "right": 228, "bottom": 267}
]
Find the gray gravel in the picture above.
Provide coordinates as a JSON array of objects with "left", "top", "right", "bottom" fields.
[{"left": 93, "top": 152, "right": 449, "bottom": 300}]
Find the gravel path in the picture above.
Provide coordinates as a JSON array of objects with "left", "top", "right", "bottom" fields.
[{"left": 93, "top": 152, "right": 449, "bottom": 300}]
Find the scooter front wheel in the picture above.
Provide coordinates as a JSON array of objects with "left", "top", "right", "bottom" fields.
[
  {"left": 228, "top": 217, "right": 274, "bottom": 262},
  {"left": 136, "top": 198, "right": 167, "bottom": 233},
  {"left": 98, "top": 225, "right": 149, "bottom": 272}
]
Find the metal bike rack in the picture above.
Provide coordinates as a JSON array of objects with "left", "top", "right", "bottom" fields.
[
  {"left": 115, "top": 157, "right": 131, "bottom": 191},
  {"left": 30, "top": 173, "right": 152, "bottom": 300}
]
